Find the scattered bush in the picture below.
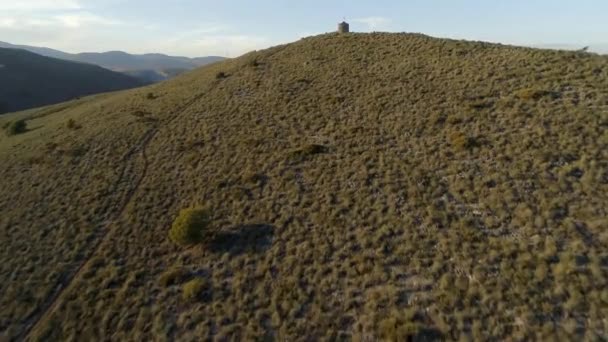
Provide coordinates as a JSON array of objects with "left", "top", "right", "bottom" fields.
[
  {"left": 169, "top": 208, "right": 213, "bottom": 246},
  {"left": 66, "top": 145, "right": 88, "bottom": 158},
  {"left": 468, "top": 99, "right": 494, "bottom": 110},
  {"left": 5, "top": 119, "right": 27, "bottom": 136},
  {"left": 132, "top": 110, "right": 151, "bottom": 118},
  {"left": 247, "top": 58, "right": 260, "bottom": 68},
  {"left": 182, "top": 278, "right": 207, "bottom": 301},
  {"left": 431, "top": 113, "right": 447, "bottom": 125},
  {"left": 45, "top": 142, "right": 58, "bottom": 151},
  {"left": 146, "top": 92, "right": 157, "bottom": 100},
  {"left": 378, "top": 317, "right": 424, "bottom": 341},
  {"left": 375, "top": 310, "right": 441, "bottom": 341},
  {"left": 66, "top": 119, "right": 79, "bottom": 130},
  {"left": 449, "top": 132, "right": 483, "bottom": 151},
  {"left": 216, "top": 72, "right": 228, "bottom": 79},
  {"left": 515, "top": 88, "right": 560, "bottom": 100},
  {"left": 3, "top": 32, "right": 608, "bottom": 341},
  {"left": 288, "top": 144, "right": 329, "bottom": 162},
  {"left": 158, "top": 267, "right": 190, "bottom": 287}
]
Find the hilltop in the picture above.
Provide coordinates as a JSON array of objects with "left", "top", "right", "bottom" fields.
[
  {"left": 0, "top": 33, "right": 607, "bottom": 341},
  {"left": 0, "top": 48, "right": 144, "bottom": 114},
  {"left": 0, "top": 41, "right": 226, "bottom": 83}
]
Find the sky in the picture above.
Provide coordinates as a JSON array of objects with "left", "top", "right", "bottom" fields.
[{"left": 0, "top": 0, "right": 606, "bottom": 57}]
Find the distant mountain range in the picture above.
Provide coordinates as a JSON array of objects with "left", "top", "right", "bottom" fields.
[
  {"left": 0, "top": 47, "right": 144, "bottom": 114},
  {"left": 0, "top": 41, "right": 226, "bottom": 83}
]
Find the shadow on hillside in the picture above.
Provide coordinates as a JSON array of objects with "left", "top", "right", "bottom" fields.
[
  {"left": 26, "top": 125, "right": 43, "bottom": 133},
  {"left": 412, "top": 327, "right": 444, "bottom": 341},
  {"left": 209, "top": 224, "right": 274, "bottom": 255}
]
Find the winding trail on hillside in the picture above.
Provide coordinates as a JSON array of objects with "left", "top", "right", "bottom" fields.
[{"left": 21, "top": 93, "right": 206, "bottom": 341}]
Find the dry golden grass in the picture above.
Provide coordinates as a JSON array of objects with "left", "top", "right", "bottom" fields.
[{"left": 0, "top": 32, "right": 607, "bottom": 341}]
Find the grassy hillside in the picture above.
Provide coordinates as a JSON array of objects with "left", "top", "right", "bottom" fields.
[
  {"left": 0, "top": 33, "right": 607, "bottom": 341},
  {"left": 0, "top": 48, "right": 144, "bottom": 114}
]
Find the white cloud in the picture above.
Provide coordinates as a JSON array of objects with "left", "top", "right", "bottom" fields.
[
  {"left": 0, "top": 2, "right": 272, "bottom": 57},
  {"left": 135, "top": 24, "right": 273, "bottom": 57},
  {"left": 0, "top": 12, "right": 121, "bottom": 29},
  {"left": 0, "top": 0, "right": 81, "bottom": 11},
  {"left": 0, "top": 18, "right": 17, "bottom": 27},
  {"left": 352, "top": 16, "right": 393, "bottom": 31},
  {"left": 54, "top": 12, "right": 121, "bottom": 28},
  {"left": 165, "top": 24, "right": 232, "bottom": 43}
]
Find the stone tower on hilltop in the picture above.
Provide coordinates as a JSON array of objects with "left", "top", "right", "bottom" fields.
[{"left": 338, "top": 21, "right": 350, "bottom": 33}]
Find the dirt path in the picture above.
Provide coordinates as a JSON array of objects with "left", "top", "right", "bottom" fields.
[{"left": 20, "top": 93, "right": 206, "bottom": 341}]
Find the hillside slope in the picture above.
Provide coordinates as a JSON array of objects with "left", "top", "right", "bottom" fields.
[
  {"left": 0, "top": 48, "right": 145, "bottom": 114},
  {"left": 0, "top": 41, "right": 225, "bottom": 83},
  {"left": 0, "top": 33, "right": 607, "bottom": 341}
]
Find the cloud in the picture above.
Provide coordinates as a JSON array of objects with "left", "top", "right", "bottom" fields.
[
  {"left": 54, "top": 12, "right": 121, "bottom": 28},
  {"left": 0, "top": 6, "right": 129, "bottom": 53},
  {"left": 147, "top": 29, "right": 271, "bottom": 57},
  {"left": 0, "top": 0, "right": 81, "bottom": 11},
  {"left": 136, "top": 24, "right": 272, "bottom": 57},
  {"left": 0, "top": 18, "right": 17, "bottom": 27},
  {"left": 165, "top": 24, "right": 232, "bottom": 43},
  {"left": 0, "top": 12, "right": 121, "bottom": 29},
  {"left": 0, "top": 2, "right": 271, "bottom": 57},
  {"left": 352, "top": 16, "right": 393, "bottom": 31}
]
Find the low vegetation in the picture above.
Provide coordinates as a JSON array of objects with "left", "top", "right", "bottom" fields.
[
  {"left": 169, "top": 208, "right": 213, "bottom": 246},
  {"left": 0, "top": 33, "right": 607, "bottom": 340},
  {"left": 515, "top": 88, "right": 560, "bottom": 100},
  {"left": 181, "top": 278, "right": 208, "bottom": 302},
  {"left": 287, "top": 143, "right": 329, "bottom": 162},
  {"left": 158, "top": 267, "right": 190, "bottom": 287},
  {"left": 4, "top": 119, "right": 27, "bottom": 135},
  {"left": 66, "top": 118, "right": 79, "bottom": 130}
]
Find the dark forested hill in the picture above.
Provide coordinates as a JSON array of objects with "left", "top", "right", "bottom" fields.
[
  {"left": 0, "top": 41, "right": 225, "bottom": 83},
  {"left": 0, "top": 48, "right": 144, "bottom": 114}
]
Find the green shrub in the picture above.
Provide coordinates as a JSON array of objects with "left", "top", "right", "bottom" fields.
[
  {"left": 66, "top": 119, "right": 79, "bottom": 130},
  {"left": 169, "top": 208, "right": 213, "bottom": 246},
  {"left": 216, "top": 72, "right": 228, "bottom": 79},
  {"left": 5, "top": 119, "right": 27, "bottom": 136},
  {"left": 182, "top": 278, "right": 207, "bottom": 301}
]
